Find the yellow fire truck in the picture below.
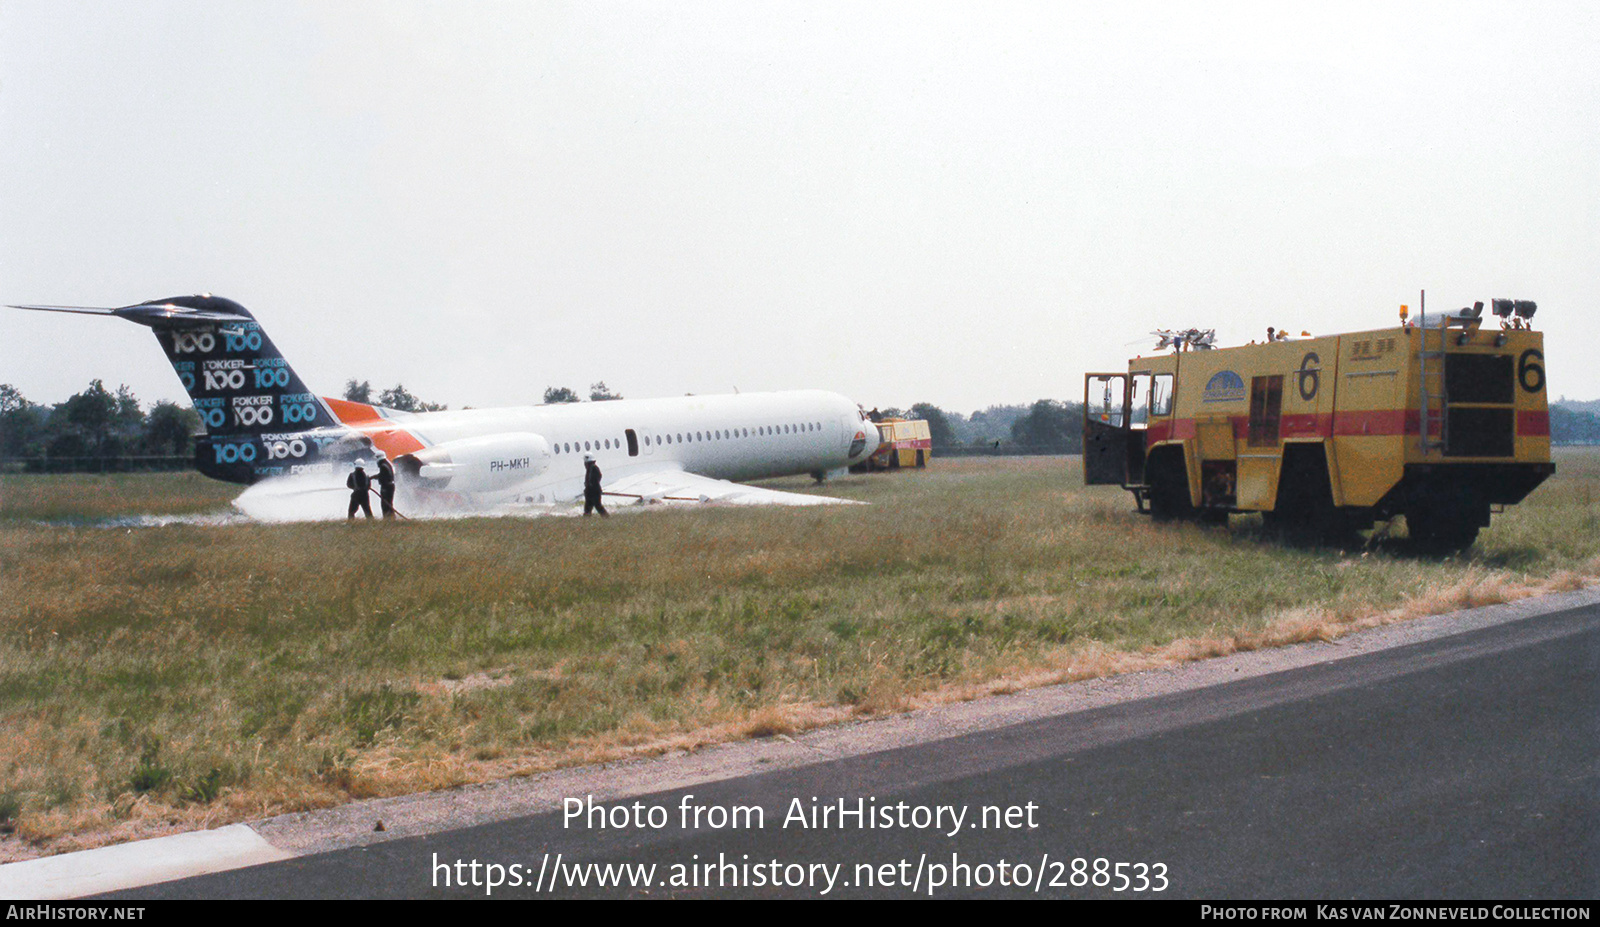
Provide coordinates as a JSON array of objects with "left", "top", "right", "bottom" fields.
[
  {"left": 866, "top": 418, "right": 933, "bottom": 470},
  {"left": 1083, "top": 299, "right": 1554, "bottom": 550}
]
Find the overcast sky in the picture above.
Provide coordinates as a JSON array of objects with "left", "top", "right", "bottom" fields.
[{"left": 2, "top": 1, "right": 1596, "bottom": 414}]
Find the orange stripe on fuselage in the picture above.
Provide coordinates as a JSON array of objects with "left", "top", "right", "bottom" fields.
[{"left": 322, "top": 397, "right": 427, "bottom": 458}]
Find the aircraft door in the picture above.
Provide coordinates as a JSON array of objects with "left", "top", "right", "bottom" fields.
[
  {"left": 1084, "top": 373, "right": 1130, "bottom": 485},
  {"left": 637, "top": 427, "right": 656, "bottom": 456}
]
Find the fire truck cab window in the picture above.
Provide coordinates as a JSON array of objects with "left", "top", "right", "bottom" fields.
[
  {"left": 1130, "top": 374, "right": 1154, "bottom": 429},
  {"left": 1086, "top": 374, "right": 1127, "bottom": 428},
  {"left": 1248, "top": 375, "right": 1284, "bottom": 447},
  {"left": 1152, "top": 374, "right": 1175, "bottom": 417}
]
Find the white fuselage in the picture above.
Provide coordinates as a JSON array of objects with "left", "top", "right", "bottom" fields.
[{"left": 356, "top": 389, "right": 875, "bottom": 503}]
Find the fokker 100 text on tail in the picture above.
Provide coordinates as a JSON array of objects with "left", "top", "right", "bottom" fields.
[{"left": 12, "top": 295, "right": 880, "bottom": 510}]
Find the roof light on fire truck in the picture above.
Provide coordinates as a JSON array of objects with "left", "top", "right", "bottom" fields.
[
  {"left": 1514, "top": 300, "right": 1537, "bottom": 320},
  {"left": 1492, "top": 299, "right": 1515, "bottom": 318}
]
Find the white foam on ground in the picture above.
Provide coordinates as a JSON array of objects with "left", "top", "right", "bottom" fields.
[
  {"left": 38, "top": 512, "right": 251, "bottom": 529},
  {"left": 230, "top": 473, "right": 576, "bottom": 523},
  {"left": 0, "top": 824, "right": 291, "bottom": 899},
  {"left": 231, "top": 472, "right": 369, "bottom": 522}
]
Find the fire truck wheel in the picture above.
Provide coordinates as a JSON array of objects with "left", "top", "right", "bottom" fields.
[
  {"left": 1404, "top": 484, "right": 1487, "bottom": 554},
  {"left": 1270, "top": 446, "right": 1348, "bottom": 546},
  {"left": 1146, "top": 452, "right": 1194, "bottom": 522},
  {"left": 1404, "top": 507, "right": 1480, "bottom": 554}
]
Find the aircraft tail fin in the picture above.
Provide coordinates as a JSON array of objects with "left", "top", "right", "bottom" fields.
[{"left": 14, "top": 295, "right": 337, "bottom": 437}]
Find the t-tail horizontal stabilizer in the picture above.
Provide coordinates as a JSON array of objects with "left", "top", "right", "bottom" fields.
[{"left": 11, "top": 299, "right": 252, "bottom": 327}]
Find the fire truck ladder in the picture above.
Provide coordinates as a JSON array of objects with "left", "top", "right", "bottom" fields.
[{"left": 1418, "top": 304, "right": 1448, "bottom": 455}]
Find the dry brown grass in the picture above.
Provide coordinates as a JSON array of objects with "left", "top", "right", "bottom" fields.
[{"left": 2, "top": 450, "right": 1598, "bottom": 860}]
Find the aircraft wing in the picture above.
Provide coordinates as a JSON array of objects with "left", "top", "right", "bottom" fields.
[{"left": 601, "top": 469, "right": 862, "bottom": 507}]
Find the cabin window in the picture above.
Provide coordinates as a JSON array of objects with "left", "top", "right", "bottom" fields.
[
  {"left": 1086, "top": 374, "right": 1127, "bottom": 428},
  {"left": 1248, "top": 375, "right": 1284, "bottom": 447},
  {"left": 1152, "top": 374, "right": 1174, "bottom": 417},
  {"left": 1130, "top": 374, "right": 1153, "bottom": 429}
]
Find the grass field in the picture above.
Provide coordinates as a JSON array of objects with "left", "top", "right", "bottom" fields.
[{"left": 2, "top": 452, "right": 1597, "bottom": 858}]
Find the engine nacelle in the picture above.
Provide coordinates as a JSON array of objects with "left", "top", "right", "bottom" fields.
[{"left": 397, "top": 433, "right": 552, "bottom": 493}]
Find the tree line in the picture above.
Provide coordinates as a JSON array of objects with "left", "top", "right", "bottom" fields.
[
  {"left": 339, "top": 380, "right": 625, "bottom": 409},
  {"left": 0, "top": 381, "right": 201, "bottom": 462},
  {"left": 877, "top": 401, "right": 1086, "bottom": 453}
]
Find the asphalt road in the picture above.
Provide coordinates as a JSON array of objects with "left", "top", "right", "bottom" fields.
[{"left": 116, "top": 603, "right": 1600, "bottom": 899}]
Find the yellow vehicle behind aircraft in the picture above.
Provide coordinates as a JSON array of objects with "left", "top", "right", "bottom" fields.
[
  {"left": 862, "top": 418, "right": 933, "bottom": 471},
  {"left": 1083, "top": 299, "right": 1554, "bottom": 549}
]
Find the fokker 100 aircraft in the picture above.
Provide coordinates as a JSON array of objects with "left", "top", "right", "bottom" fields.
[{"left": 12, "top": 295, "right": 880, "bottom": 515}]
